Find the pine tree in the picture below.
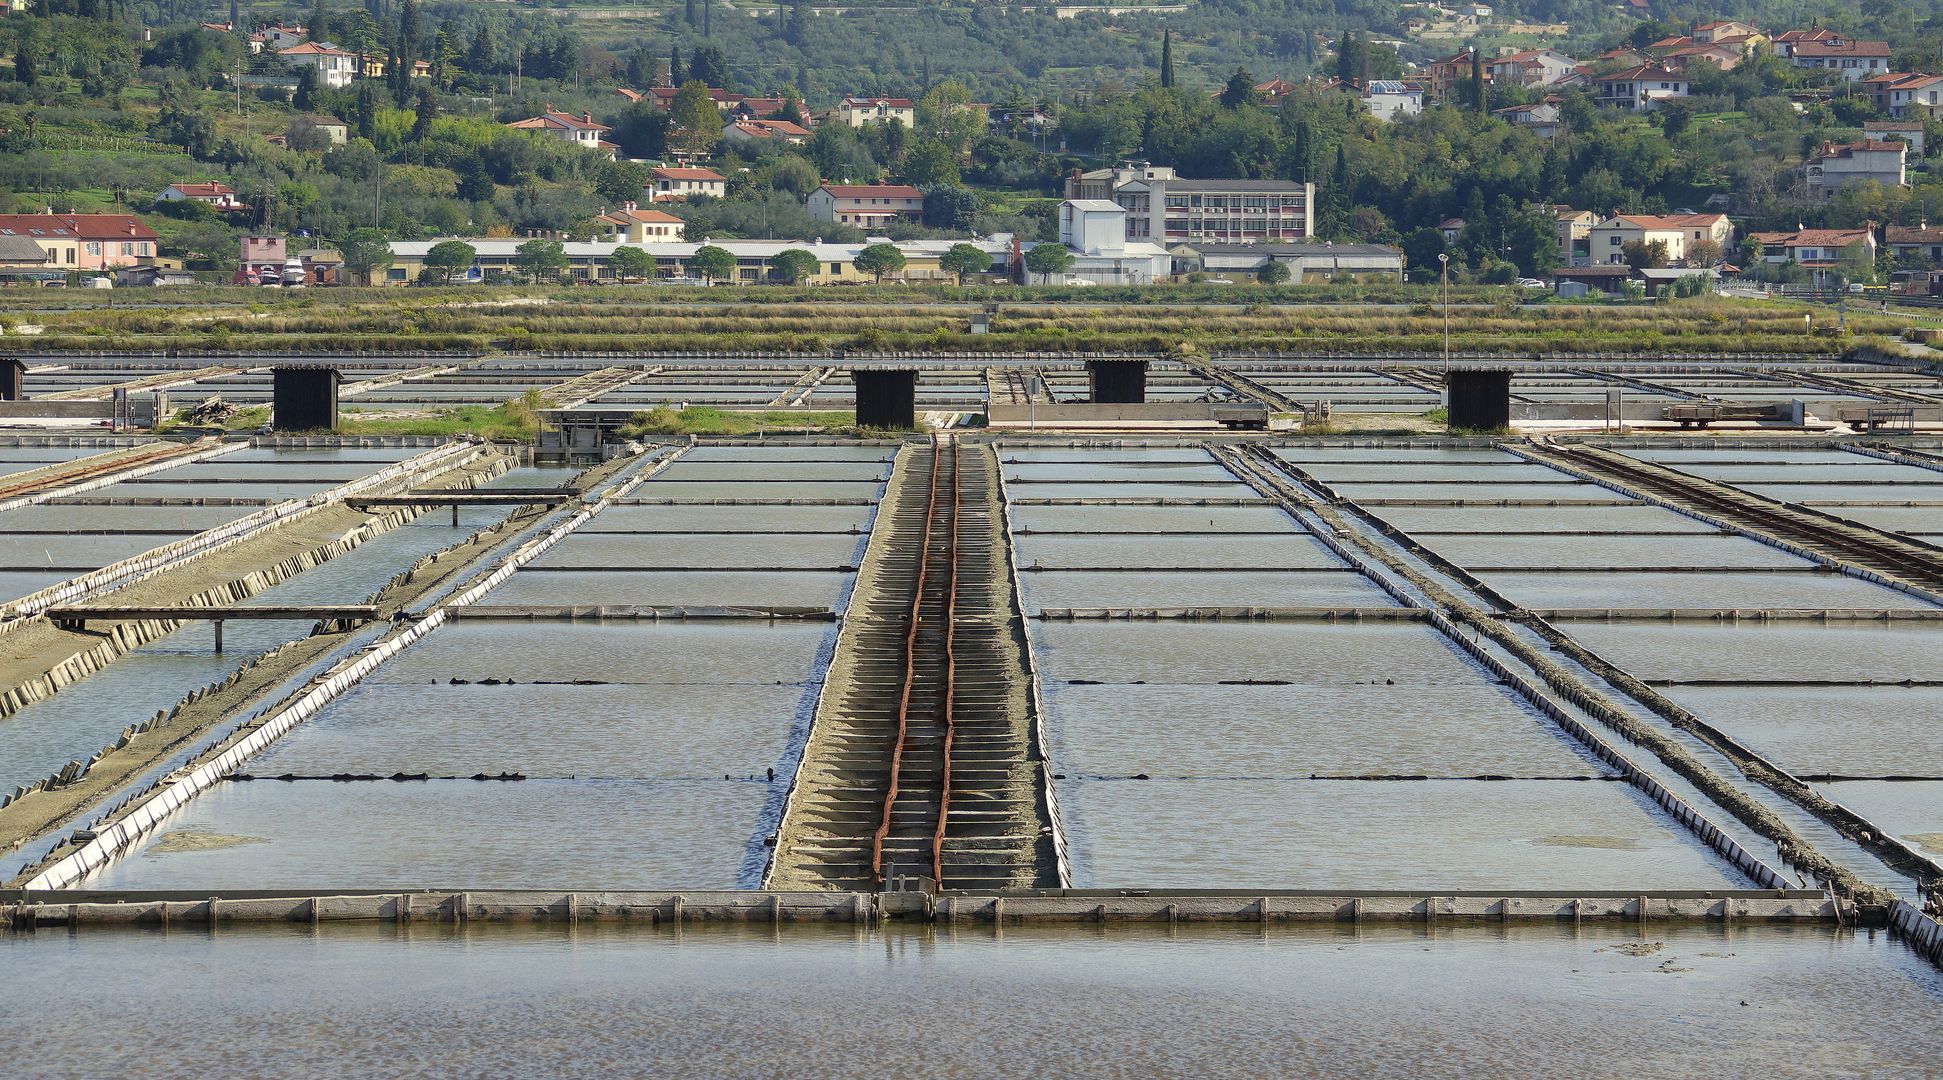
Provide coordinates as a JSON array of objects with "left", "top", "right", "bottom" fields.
[{"left": 1160, "top": 29, "right": 1174, "bottom": 88}]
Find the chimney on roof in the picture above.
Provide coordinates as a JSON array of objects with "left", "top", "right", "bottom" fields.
[{"left": 584, "top": 111, "right": 594, "bottom": 124}]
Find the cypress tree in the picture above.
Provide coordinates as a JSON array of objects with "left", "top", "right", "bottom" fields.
[
  {"left": 668, "top": 44, "right": 681, "bottom": 86},
  {"left": 1469, "top": 49, "right": 1485, "bottom": 114},
  {"left": 1160, "top": 29, "right": 1174, "bottom": 88}
]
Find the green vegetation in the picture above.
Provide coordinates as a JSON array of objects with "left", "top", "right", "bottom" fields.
[
  {"left": 616, "top": 406, "right": 856, "bottom": 437},
  {"left": 3, "top": 290, "right": 1893, "bottom": 358}
]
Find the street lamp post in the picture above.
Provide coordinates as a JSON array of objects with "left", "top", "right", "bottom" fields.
[{"left": 1438, "top": 253, "right": 1450, "bottom": 375}]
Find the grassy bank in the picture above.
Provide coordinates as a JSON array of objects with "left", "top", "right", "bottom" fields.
[
  {"left": 616, "top": 406, "right": 857, "bottom": 437},
  {"left": 0, "top": 292, "right": 1889, "bottom": 358}
]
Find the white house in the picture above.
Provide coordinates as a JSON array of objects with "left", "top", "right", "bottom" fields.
[
  {"left": 277, "top": 42, "right": 356, "bottom": 89},
  {"left": 1748, "top": 227, "right": 1877, "bottom": 286},
  {"left": 807, "top": 183, "right": 925, "bottom": 226},
  {"left": 595, "top": 204, "right": 687, "bottom": 243},
  {"left": 159, "top": 181, "right": 248, "bottom": 212},
  {"left": 648, "top": 167, "right": 727, "bottom": 202},
  {"left": 1362, "top": 80, "right": 1425, "bottom": 122},
  {"left": 1486, "top": 49, "right": 1578, "bottom": 87},
  {"left": 1587, "top": 213, "right": 1734, "bottom": 266},
  {"left": 1788, "top": 39, "right": 1892, "bottom": 82},
  {"left": 1805, "top": 140, "right": 1908, "bottom": 199},
  {"left": 506, "top": 106, "right": 615, "bottom": 158},
  {"left": 835, "top": 96, "right": 916, "bottom": 128},
  {"left": 1595, "top": 65, "right": 1688, "bottom": 111}
]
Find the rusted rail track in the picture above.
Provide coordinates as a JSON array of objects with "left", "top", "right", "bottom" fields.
[{"left": 769, "top": 438, "right": 1057, "bottom": 892}]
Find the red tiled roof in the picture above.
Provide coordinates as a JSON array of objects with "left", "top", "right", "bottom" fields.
[
  {"left": 1598, "top": 64, "right": 1684, "bottom": 82},
  {"left": 1792, "top": 40, "right": 1891, "bottom": 58},
  {"left": 0, "top": 214, "right": 156, "bottom": 240},
  {"left": 1886, "top": 225, "right": 1943, "bottom": 244},
  {"left": 1751, "top": 228, "right": 1873, "bottom": 247},
  {"left": 169, "top": 182, "right": 236, "bottom": 198},
  {"left": 652, "top": 167, "right": 726, "bottom": 181},
  {"left": 1607, "top": 213, "right": 1727, "bottom": 230},
  {"left": 819, "top": 184, "right": 923, "bottom": 199},
  {"left": 841, "top": 96, "right": 915, "bottom": 108},
  {"left": 508, "top": 108, "right": 608, "bottom": 132}
]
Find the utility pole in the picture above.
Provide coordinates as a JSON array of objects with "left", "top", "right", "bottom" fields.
[{"left": 1438, "top": 252, "right": 1450, "bottom": 373}]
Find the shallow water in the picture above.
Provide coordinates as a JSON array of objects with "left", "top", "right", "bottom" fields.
[
  {"left": 1563, "top": 622, "right": 1943, "bottom": 682},
  {"left": 1020, "top": 569, "right": 1394, "bottom": 610},
  {"left": 488, "top": 568, "right": 853, "bottom": 608},
  {"left": 1014, "top": 533, "right": 1344, "bottom": 570},
  {"left": 1057, "top": 777, "right": 1742, "bottom": 889},
  {"left": 92, "top": 778, "right": 771, "bottom": 889},
  {"left": 7, "top": 923, "right": 1938, "bottom": 1078},
  {"left": 1479, "top": 570, "right": 1932, "bottom": 611},
  {"left": 1662, "top": 685, "right": 1943, "bottom": 775},
  {"left": 1812, "top": 781, "right": 1943, "bottom": 859}
]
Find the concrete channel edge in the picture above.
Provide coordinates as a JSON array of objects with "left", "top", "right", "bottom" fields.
[{"left": 14, "top": 445, "right": 691, "bottom": 890}]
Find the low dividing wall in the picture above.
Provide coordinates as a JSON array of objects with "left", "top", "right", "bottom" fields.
[
  {"left": 17, "top": 447, "right": 688, "bottom": 890},
  {"left": 0, "top": 440, "right": 481, "bottom": 631},
  {"left": 0, "top": 889, "right": 1842, "bottom": 929}
]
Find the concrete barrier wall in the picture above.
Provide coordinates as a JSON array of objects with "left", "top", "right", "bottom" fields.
[
  {"left": 0, "top": 440, "right": 480, "bottom": 632},
  {"left": 2, "top": 889, "right": 1841, "bottom": 928},
  {"left": 20, "top": 447, "right": 688, "bottom": 890},
  {"left": 0, "top": 456, "right": 516, "bottom": 808},
  {"left": 1211, "top": 448, "right": 1793, "bottom": 892},
  {"left": 994, "top": 463, "right": 1072, "bottom": 888},
  {"left": 988, "top": 403, "right": 1229, "bottom": 424}
]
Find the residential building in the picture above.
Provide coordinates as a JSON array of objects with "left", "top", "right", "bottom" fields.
[
  {"left": 505, "top": 106, "right": 615, "bottom": 158},
  {"left": 636, "top": 86, "right": 746, "bottom": 111},
  {"left": 1252, "top": 78, "right": 1301, "bottom": 104},
  {"left": 0, "top": 214, "right": 156, "bottom": 271},
  {"left": 1693, "top": 20, "right": 1763, "bottom": 47},
  {"left": 1439, "top": 217, "right": 1466, "bottom": 243},
  {"left": 722, "top": 118, "right": 812, "bottom": 145},
  {"left": 262, "top": 24, "right": 307, "bottom": 49},
  {"left": 836, "top": 96, "right": 916, "bottom": 128},
  {"left": 648, "top": 167, "right": 727, "bottom": 202},
  {"left": 277, "top": 42, "right": 355, "bottom": 89},
  {"left": 1169, "top": 241, "right": 1404, "bottom": 282},
  {"left": 1886, "top": 222, "right": 1943, "bottom": 266},
  {"left": 1663, "top": 43, "right": 1744, "bottom": 72},
  {"left": 1554, "top": 207, "right": 1598, "bottom": 266},
  {"left": 1486, "top": 49, "right": 1578, "bottom": 87},
  {"left": 595, "top": 204, "right": 687, "bottom": 243},
  {"left": 1494, "top": 100, "right": 1562, "bottom": 138},
  {"left": 807, "top": 183, "right": 925, "bottom": 227},
  {"left": 1787, "top": 39, "right": 1892, "bottom": 82},
  {"left": 290, "top": 115, "right": 350, "bottom": 145},
  {"left": 1866, "top": 121, "right": 1928, "bottom": 156},
  {"left": 235, "top": 234, "right": 287, "bottom": 284},
  {"left": 1425, "top": 50, "right": 1481, "bottom": 99},
  {"left": 1748, "top": 226, "right": 1876, "bottom": 285},
  {"left": 158, "top": 181, "right": 248, "bottom": 212},
  {"left": 1595, "top": 65, "right": 1689, "bottom": 111},
  {"left": 1805, "top": 140, "right": 1907, "bottom": 199},
  {"left": 1055, "top": 200, "right": 1173, "bottom": 284},
  {"left": 1587, "top": 213, "right": 1734, "bottom": 266},
  {"left": 1064, "top": 165, "right": 1316, "bottom": 244},
  {"left": 0, "top": 235, "right": 54, "bottom": 276},
  {"left": 1362, "top": 80, "right": 1425, "bottom": 122},
  {"left": 1771, "top": 28, "right": 1845, "bottom": 56},
  {"left": 1862, "top": 73, "right": 1943, "bottom": 118}
]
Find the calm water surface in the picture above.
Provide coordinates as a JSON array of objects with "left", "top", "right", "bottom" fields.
[{"left": 5, "top": 923, "right": 1938, "bottom": 1078}]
